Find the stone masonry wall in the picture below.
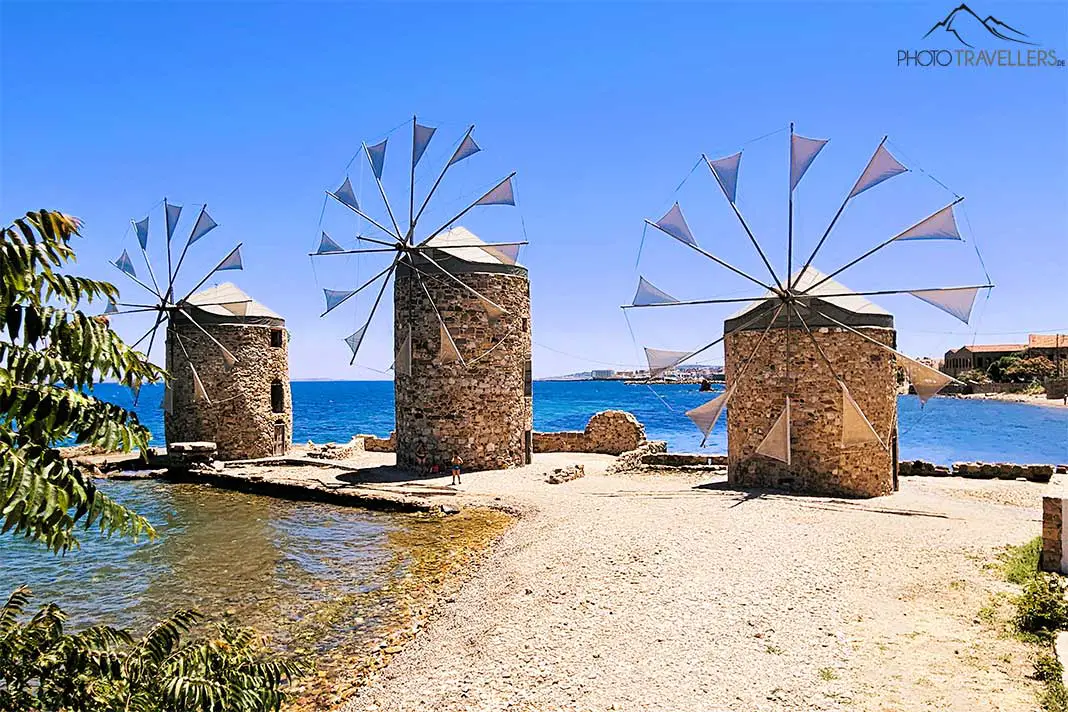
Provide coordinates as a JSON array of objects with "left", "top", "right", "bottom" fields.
[
  {"left": 165, "top": 320, "right": 291, "bottom": 461},
  {"left": 1042, "top": 497, "right": 1067, "bottom": 573},
  {"left": 393, "top": 265, "right": 532, "bottom": 471},
  {"left": 533, "top": 410, "right": 647, "bottom": 455},
  {"left": 725, "top": 325, "right": 897, "bottom": 498}
]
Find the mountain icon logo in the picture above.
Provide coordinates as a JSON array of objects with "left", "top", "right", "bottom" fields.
[{"left": 924, "top": 4, "right": 1037, "bottom": 48}]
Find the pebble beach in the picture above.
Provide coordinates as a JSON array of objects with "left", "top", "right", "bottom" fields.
[{"left": 341, "top": 454, "right": 1046, "bottom": 712}]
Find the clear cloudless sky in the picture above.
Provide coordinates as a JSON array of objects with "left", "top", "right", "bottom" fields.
[{"left": 2, "top": 1, "right": 1066, "bottom": 380}]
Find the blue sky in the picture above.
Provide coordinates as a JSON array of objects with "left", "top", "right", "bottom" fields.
[{"left": 2, "top": 1, "right": 1065, "bottom": 379}]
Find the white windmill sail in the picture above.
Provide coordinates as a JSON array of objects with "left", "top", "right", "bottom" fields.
[
  {"left": 165, "top": 201, "right": 182, "bottom": 243},
  {"left": 892, "top": 203, "right": 961, "bottom": 241},
  {"left": 899, "top": 354, "right": 955, "bottom": 404},
  {"left": 316, "top": 232, "right": 345, "bottom": 255},
  {"left": 331, "top": 177, "right": 359, "bottom": 210},
  {"left": 632, "top": 277, "right": 679, "bottom": 306},
  {"left": 654, "top": 203, "right": 696, "bottom": 246},
  {"left": 190, "top": 364, "right": 210, "bottom": 404},
  {"left": 848, "top": 143, "right": 907, "bottom": 198},
  {"left": 790, "top": 135, "right": 828, "bottom": 191},
  {"left": 413, "top": 123, "right": 436, "bottom": 167},
  {"left": 114, "top": 250, "right": 137, "bottom": 277},
  {"left": 188, "top": 207, "right": 217, "bottom": 245},
  {"left": 134, "top": 217, "right": 150, "bottom": 249},
  {"left": 480, "top": 243, "right": 521, "bottom": 265},
  {"left": 344, "top": 325, "right": 368, "bottom": 358},
  {"left": 395, "top": 328, "right": 412, "bottom": 377},
  {"left": 221, "top": 348, "right": 237, "bottom": 371},
  {"left": 448, "top": 134, "right": 481, "bottom": 166},
  {"left": 104, "top": 299, "right": 119, "bottom": 315},
  {"left": 438, "top": 323, "right": 461, "bottom": 364},
  {"left": 709, "top": 151, "right": 742, "bottom": 203},
  {"left": 909, "top": 286, "right": 979, "bottom": 323},
  {"left": 367, "top": 139, "right": 387, "bottom": 180},
  {"left": 755, "top": 398, "right": 791, "bottom": 464},
  {"left": 840, "top": 381, "right": 885, "bottom": 448},
  {"left": 474, "top": 176, "right": 515, "bottom": 206},
  {"left": 685, "top": 387, "right": 733, "bottom": 446},
  {"left": 644, "top": 347, "right": 689, "bottom": 377},
  {"left": 216, "top": 246, "right": 243, "bottom": 271}
]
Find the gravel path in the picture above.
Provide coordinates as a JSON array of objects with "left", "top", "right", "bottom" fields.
[{"left": 342, "top": 456, "right": 1046, "bottom": 711}]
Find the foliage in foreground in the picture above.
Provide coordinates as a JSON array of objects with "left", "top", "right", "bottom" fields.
[
  {"left": 994, "top": 539, "right": 1068, "bottom": 711},
  {"left": 999, "top": 536, "right": 1042, "bottom": 586},
  {"left": 1035, "top": 652, "right": 1068, "bottom": 712},
  {"left": 2, "top": 210, "right": 307, "bottom": 709},
  {"left": 0, "top": 587, "right": 306, "bottom": 712},
  {"left": 1016, "top": 573, "right": 1068, "bottom": 644},
  {"left": 1, "top": 209, "right": 165, "bottom": 552}
]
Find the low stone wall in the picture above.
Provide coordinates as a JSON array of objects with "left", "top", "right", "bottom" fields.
[
  {"left": 357, "top": 433, "right": 396, "bottom": 453},
  {"left": 532, "top": 431, "right": 588, "bottom": 452},
  {"left": 608, "top": 440, "right": 667, "bottom": 474},
  {"left": 641, "top": 453, "right": 729, "bottom": 467},
  {"left": 533, "top": 411, "right": 647, "bottom": 455},
  {"left": 897, "top": 460, "right": 952, "bottom": 477},
  {"left": 898, "top": 459, "right": 1054, "bottom": 482}
]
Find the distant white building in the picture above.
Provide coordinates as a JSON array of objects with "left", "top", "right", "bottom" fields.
[{"left": 591, "top": 369, "right": 615, "bottom": 379}]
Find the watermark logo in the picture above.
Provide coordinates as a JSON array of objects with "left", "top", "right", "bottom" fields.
[{"left": 898, "top": 3, "right": 1064, "bottom": 68}]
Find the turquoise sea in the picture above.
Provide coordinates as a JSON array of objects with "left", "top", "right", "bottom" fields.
[{"left": 99, "top": 379, "right": 1068, "bottom": 466}]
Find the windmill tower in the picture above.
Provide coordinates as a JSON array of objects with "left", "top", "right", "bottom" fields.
[
  {"left": 315, "top": 117, "right": 532, "bottom": 471},
  {"left": 165, "top": 284, "right": 292, "bottom": 460},
  {"left": 627, "top": 124, "right": 992, "bottom": 498},
  {"left": 107, "top": 200, "right": 291, "bottom": 460},
  {"left": 394, "top": 227, "right": 532, "bottom": 470},
  {"left": 723, "top": 270, "right": 898, "bottom": 497}
]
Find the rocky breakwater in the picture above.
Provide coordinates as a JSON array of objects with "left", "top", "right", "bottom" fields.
[{"left": 898, "top": 459, "right": 1057, "bottom": 482}]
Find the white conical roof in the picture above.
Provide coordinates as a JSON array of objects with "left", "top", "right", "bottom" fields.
[
  {"left": 728, "top": 267, "right": 890, "bottom": 321},
  {"left": 424, "top": 226, "right": 520, "bottom": 266},
  {"left": 186, "top": 282, "right": 283, "bottom": 320}
]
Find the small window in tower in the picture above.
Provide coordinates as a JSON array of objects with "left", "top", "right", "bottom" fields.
[
  {"left": 270, "top": 329, "right": 284, "bottom": 348},
  {"left": 271, "top": 381, "right": 284, "bottom": 413},
  {"left": 521, "top": 318, "right": 528, "bottom": 333},
  {"left": 524, "top": 360, "right": 532, "bottom": 397}
]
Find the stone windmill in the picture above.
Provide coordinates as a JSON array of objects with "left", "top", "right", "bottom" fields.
[
  {"left": 108, "top": 201, "right": 292, "bottom": 459},
  {"left": 315, "top": 117, "right": 532, "bottom": 470},
  {"left": 625, "top": 125, "right": 993, "bottom": 497}
]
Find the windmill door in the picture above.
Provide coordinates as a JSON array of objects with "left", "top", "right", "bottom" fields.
[{"left": 273, "top": 423, "right": 287, "bottom": 456}]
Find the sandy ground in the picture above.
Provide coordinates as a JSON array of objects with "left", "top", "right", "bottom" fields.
[{"left": 335, "top": 455, "right": 1049, "bottom": 712}]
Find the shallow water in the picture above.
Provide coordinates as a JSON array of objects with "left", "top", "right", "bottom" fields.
[
  {"left": 1, "top": 482, "right": 445, "bottom": 651},
  {"left": 97, "top": 380, "right": 1068, "bottom": 466}
]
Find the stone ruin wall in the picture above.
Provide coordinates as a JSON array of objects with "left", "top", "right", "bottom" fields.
[
  {"left": 393, "top": 266, "right": 532, "bottom": 471},
  {"left": 165, "top": 320, "right": 292, "bottom": 461},
  {"left": 533, "top": 410, "right": 648, "bottom": 455},
  {"left": 724, "top": 325, "right": 897, "bottom": 498}
]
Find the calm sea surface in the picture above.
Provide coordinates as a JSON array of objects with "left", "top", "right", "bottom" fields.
[{"left": 101, "top": 379, "right": 1068, "bottom": 466}]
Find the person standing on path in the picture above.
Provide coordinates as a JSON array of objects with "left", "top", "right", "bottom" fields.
[{"left": 450, "top": 454, "right": 463, "bottom": 486}]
